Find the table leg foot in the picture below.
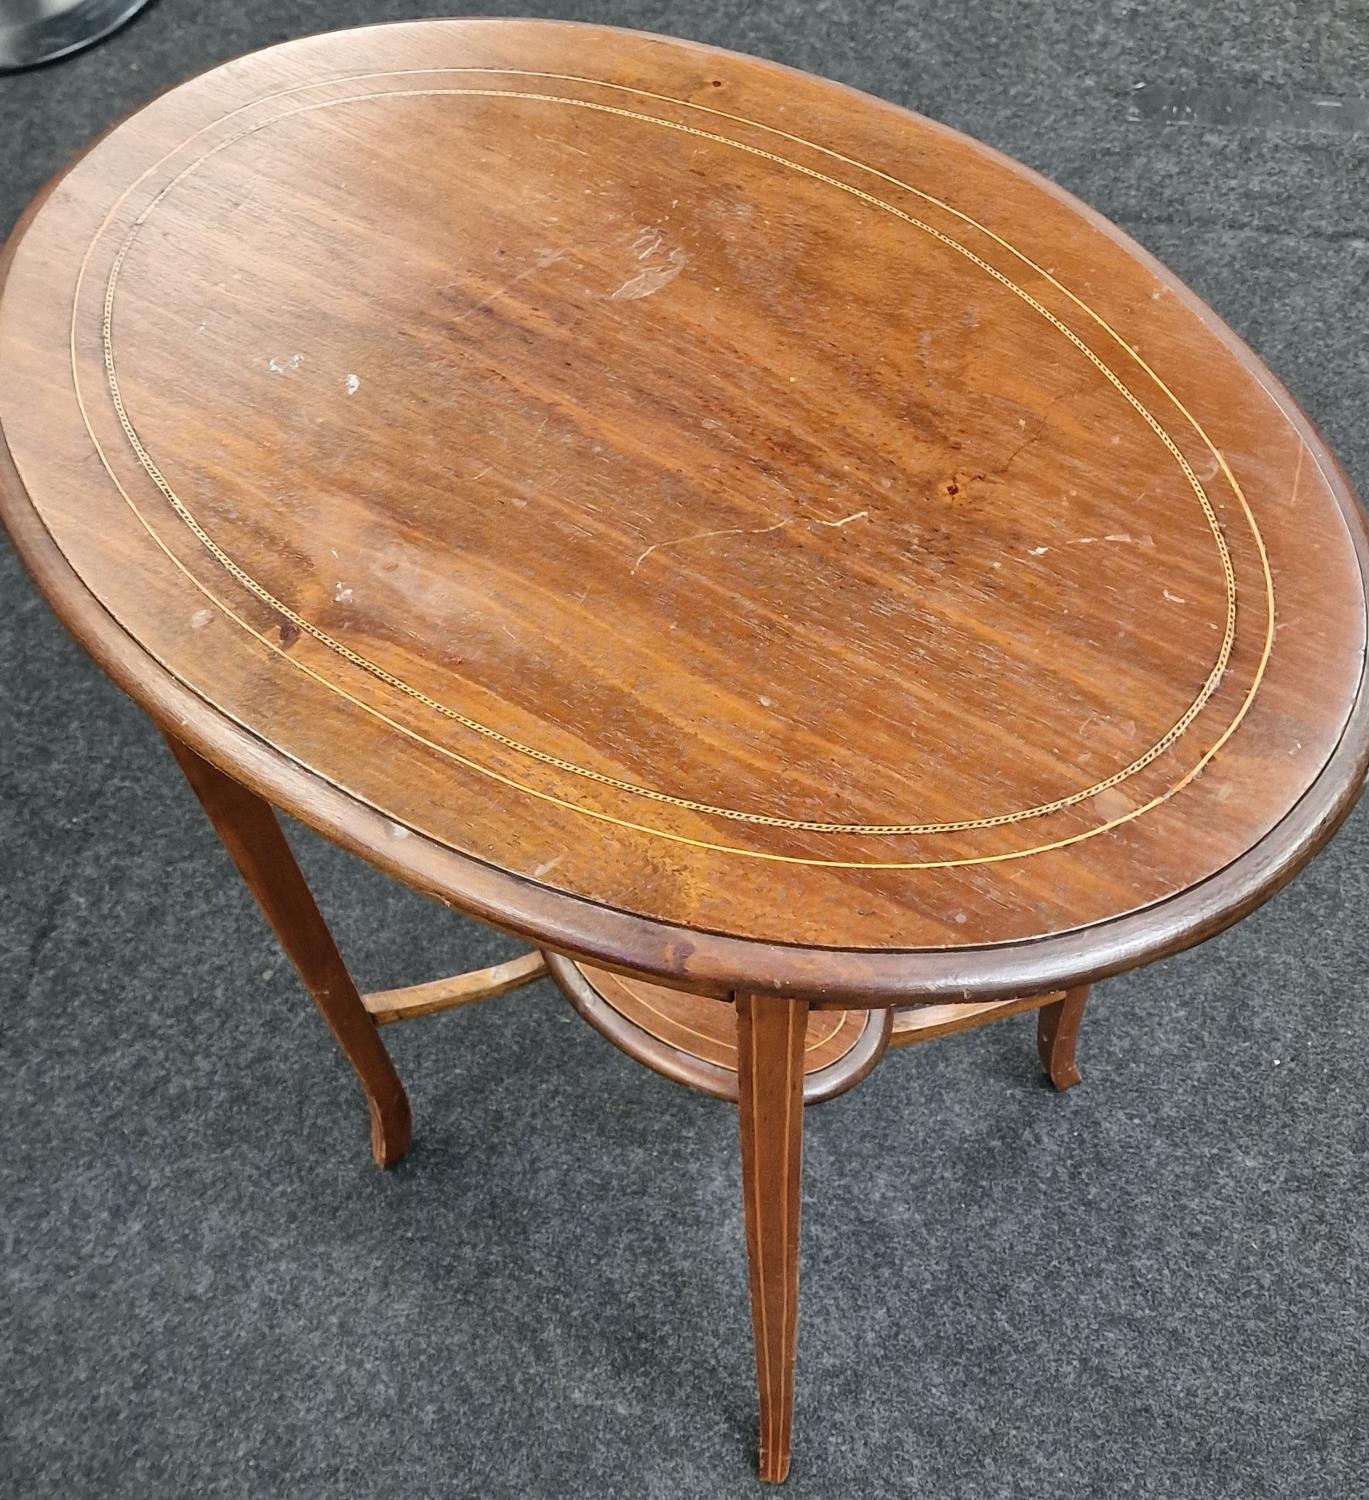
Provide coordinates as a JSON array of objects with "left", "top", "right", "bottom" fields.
[
  {"left": 163, "top": 733, "right": 412, "bottom": 1167},
  {"left": 737, "top": 993, "right": 808, "bottom": 1483},
  {"left": 1036, "top": 984, "right": 1090, "bottom": 1091},
  {"left": 366, "top": 1088, "right": 413, "bottom": 1168}
]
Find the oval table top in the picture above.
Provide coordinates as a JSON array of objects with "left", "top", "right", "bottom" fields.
[{"left": 2, "top": 19, "right": 1367, "bottom": 1003}]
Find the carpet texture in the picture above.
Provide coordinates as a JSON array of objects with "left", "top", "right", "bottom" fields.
[{"left": 2, "top": 2, "right": 1368, "bottom": 1495}]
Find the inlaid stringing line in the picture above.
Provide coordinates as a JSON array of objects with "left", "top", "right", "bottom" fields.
[
  {"left": 748, "top": 1000, "right": 773, "bottom": 1455},
  {"left": 82, "top": 57, "right": 1279, "bottom": 822},
  {"left": 779, "top": 1000, "right": 797, "bottom": 1445},
  {"left": 392, "top": 63, "right": 1277, "bottom": 676},
  {"left": 614, "top": 974, "right": 846, "bottom": 1056},
  {"left": 96, "top": 88, "right": 1243, "bottom": 836},
  {"left": 63, "top": 77, "right": 1275, "bottom": 870},
  {"left": 64, "top": 326, "right": 1254, "bottom": 873}
]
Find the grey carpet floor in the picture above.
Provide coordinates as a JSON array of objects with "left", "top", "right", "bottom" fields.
[{"left": 3, "top": 2, "right": 1368, "bottom": 1496}]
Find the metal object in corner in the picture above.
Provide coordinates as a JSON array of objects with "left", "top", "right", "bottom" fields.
[{"left": 0, "top": 0, "right": 154, "bottom": 71}]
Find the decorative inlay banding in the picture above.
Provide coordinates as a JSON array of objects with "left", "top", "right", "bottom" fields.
[{"left": 69, "top": 70, "right": 1276, "bottom": 869}]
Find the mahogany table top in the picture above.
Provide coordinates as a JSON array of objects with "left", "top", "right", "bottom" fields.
[{"left": 2, "top": 19, "right": 1366, "bottom": 1002}]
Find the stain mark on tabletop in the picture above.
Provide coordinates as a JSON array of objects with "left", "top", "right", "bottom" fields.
[
  {"left": 1093, "top": 786, "right": 1137, "bottom": 821},
  {"left": 940, "top": 470, "right": 987, "bottom": 503}
]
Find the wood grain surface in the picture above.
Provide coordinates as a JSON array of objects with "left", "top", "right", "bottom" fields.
[
  {"left": 164, "top": 732, "right": 412, "bottom": 1166},
  {"left": 546, "top": 953, "right": 891, "bottom": 1103},
  {"left": 1, "top": 19, "right": 1366, "bottom": 1000},
  {"left": 362, "top": 950, "right": 548, "bottom": 1026},
  {"left": 736, "top": 991, "right": 807, "bottom": 1483}
]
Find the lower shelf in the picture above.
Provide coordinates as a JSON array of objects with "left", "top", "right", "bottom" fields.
[{"left": 544, "top": 955, "right": 892, "bottom": 1104}]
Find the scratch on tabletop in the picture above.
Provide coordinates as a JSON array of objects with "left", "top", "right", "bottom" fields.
[{"left": 631, "top": 511, "right": 869, "bottom": 574}]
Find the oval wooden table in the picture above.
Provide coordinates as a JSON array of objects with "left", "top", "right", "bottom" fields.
[{"left": 3, "top": 19, "right": 1367, "bottom": 1484}]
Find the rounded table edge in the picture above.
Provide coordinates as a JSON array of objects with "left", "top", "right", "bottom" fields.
[
  {"left": 2, "top": 30, "right": 1367, "bottom": 1007},
  {"left": 5, "top": 393, "right": 1365, "bottom": 1006}
]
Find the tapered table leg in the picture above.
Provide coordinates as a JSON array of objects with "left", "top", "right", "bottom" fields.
[
  {"left": 737, "top": 993, "right": 808, "bottom": 1484},
  {"left": 163, "top": 733, "right": 412, "bottom": 1166},
  {"left": 1037, "top": 983, "right": 1090, "bottom": 1091}
]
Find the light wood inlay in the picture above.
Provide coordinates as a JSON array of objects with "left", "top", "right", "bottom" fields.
[
  {"left": 737, "top": 993, "right": 807, "bottom": 1484},
  {"left": 2, "top": 19, "right": 1364, "bottom": 991},
  {"left": 546, "top": 955, "right": 890, "bottom": 1104},
  {"left": 2, "top": 19, "right": 1367, "bottom": 1487},
  {"left": 584, "top": 968, "right": 852, "bottom": 1067}
]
